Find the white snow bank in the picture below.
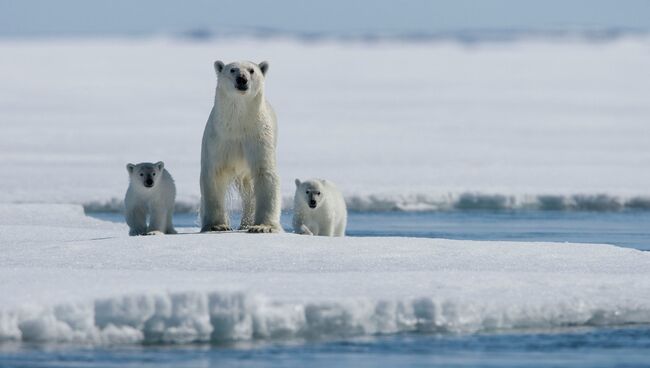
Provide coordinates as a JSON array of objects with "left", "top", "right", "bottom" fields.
[
  {"left": 1, "top": 38, "right": 649, "bottom": 210},
  {"left": 1, "top": 204, "right": 650, "bottom": 344},
  {"left": 3, "top": 289, "right": 650, "bottom": 344}
]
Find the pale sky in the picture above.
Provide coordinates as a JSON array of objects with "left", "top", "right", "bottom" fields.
[{"left": 0, "top": 0, "right": 649, "bottom": 37}]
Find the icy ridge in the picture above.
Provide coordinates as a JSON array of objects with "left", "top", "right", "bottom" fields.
[
  {"left": 81, "top": 193, "right": 650, "bottom": 213},
  {"left": 2, "top": 290, "right": 649, "bottom": 345}
]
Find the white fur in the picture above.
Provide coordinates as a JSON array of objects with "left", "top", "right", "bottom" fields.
[
  {"left": 200, "top": 60, "right": 282, "bottom": 233},
  {"left": 125, "top": 162, "right": 176, "bottom": 236},
  {"left": 293, "top": 178, "right": 347, "bottom": 237}
]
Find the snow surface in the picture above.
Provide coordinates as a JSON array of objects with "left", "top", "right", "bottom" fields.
[
  {"left": 1, "top": 204, "right": 650, "bottom": 344},
  {"left": 1, "top": 37, "right": 650, "bottom": 344},
  {"left": 0, "top": 37, "right": 649, "bottom": 211}
]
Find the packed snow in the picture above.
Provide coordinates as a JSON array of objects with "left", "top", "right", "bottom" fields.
[
  {"left": 1, "top": 204, "right": 649, "bottom": 344},
  {"left": 0, "top": 37, "right": 649, "bottom": 211}
]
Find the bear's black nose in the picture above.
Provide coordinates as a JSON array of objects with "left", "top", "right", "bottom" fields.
[
  {"left": 309, "top": 200, "right": 317, "bottom": 208},
  {"left": 145, "top": 179, "right": 154, "bottom": 187},
  {"left": 236, "top": 76, "right": 248, "bottom": 86}
]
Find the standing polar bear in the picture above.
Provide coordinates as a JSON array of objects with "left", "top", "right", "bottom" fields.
[
  {"left": 293, "top": 178, "right": 347, "bottom": 236},
  {"left": 200, "top": 60, "right": 282, "bottom": 233}
]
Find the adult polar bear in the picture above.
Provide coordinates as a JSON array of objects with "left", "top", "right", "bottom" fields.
[{"left": 200, "top": 60, "right": 282, "bottom": 233}]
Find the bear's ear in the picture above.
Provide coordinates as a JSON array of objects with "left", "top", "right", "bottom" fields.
[
  {"left": 295, "top": 178, "right": 301, "bottom": 187},
  {"left": 259, "top": 61, "right": 269, "bottom": 76},
  {"left": 214, "top": 60, "right": 225, "bottom": 74},
  {"left": 155, "top": 161, "right": 165, "bottom": 171},
  {"left": 126, "top": 163, "right": 135, "bottom": 174}
]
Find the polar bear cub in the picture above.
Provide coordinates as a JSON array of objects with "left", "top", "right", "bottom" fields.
[
  {"left": 200, "top": 60, "right": 282, "bottom": 233},
  {"left": 293, "top": 178, "right": 347, "bottom": 236},
  {"left": 125, "top": 161, "right": 176, "bottom": 236}
]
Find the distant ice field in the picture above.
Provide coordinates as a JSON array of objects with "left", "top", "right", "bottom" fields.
[{"left": 1, "top": 37, "right": 649, "bottom": 211}]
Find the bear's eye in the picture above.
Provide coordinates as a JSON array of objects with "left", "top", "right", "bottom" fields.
[
  {"left": 152, "top": 173, "right": 156, "bottom": 176},
  {"left": 306, "top": 190, "right": 310, "bottom": 194},
  {"left": 249, "top": 68, "right": 254, "bottom": 74},
  {"left": 230, "top": 69, "right": 235, "bottom": 74},
  {"left": 316, "top": 192, "right": 321, "bottom": 195},
  {"left": 139, "top": 173, "right": 144, "bottom": 176}
]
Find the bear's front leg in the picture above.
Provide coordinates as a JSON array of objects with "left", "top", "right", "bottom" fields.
[
  {"left": 299, "top": 224, "right": 314, "bottom": 236},
  {"left": 292, "top": 212, "right": 312, "bottom": 235},
  {"left": 164, "top": 209, "right": 177, "bottom": 234},
  {"left": 126, "top": 203, "right": 148, "bottom": 236},
  {"left": 248, "top": 168, "right": 282, "bottom": 233},
  {"left": 145, "top": 230, "right": 164, "bottom": 236},
  {"left": 147, "top": 206, "right": 168, "bottom": 235},
  {"left": 320, "top": 223, "right": 335, "bottom": 237},
  {"left": 200, "top": 167, "right": 232, "bottom": 232}
]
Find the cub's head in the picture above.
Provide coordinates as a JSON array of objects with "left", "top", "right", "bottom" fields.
[
  {"left": 295, "top": 179, "right": 324, "bottom": 209},
  {"left": 126, "top": 161, "right": 164, "bottom": 189},
  {"left": 214, "top": 60, "right": 269, "bottom": 97}
]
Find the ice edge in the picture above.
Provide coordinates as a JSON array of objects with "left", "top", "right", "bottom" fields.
[{"left": 2, "top": 290, "right": 649, "bottom": 345}]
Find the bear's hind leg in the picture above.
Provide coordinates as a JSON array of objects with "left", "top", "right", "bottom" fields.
[{"left": 236, "top": 176, "right": 255, "bottom": 231}]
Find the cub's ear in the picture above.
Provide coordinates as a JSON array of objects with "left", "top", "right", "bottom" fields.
[
  {"left": 214, "top": 60, "right": 225, "bottom": 74},
  {"left": 155, "top": 161, "right": 165, "bottom": 171},
  {"left": 126, "top": 163, "right": 135, "bottom": 174},
  {"left": 294, "top": 178, "right": 301, "bottom": 187},
  {"left": 259, "top": 61, "right": 269, "bottom": 76}
]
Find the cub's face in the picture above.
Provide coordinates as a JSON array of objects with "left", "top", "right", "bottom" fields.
[
  {"left": 214, "top": 60, "right": 269, "bottom": 97},
  {"left": 127, "top": 161, "right": 164, "bottom": 189},
  {"left": 295, "top": 179, "right": 324, "bottom": 209}
]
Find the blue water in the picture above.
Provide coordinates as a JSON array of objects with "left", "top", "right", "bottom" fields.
[
  {"left": 92, "top": 210, "right": 650, "bottom": 250},
  {"left": 3, "top": 210, "right": 649, "bottom": 367},
  {"left": 2, "top": 326, "right": 650, "bottom": 368},
  {"left": 343, "top": 211, "right": 650, "bottom": 251}
]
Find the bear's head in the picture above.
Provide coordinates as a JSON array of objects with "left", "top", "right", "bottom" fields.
[
  {"left": 127, "top": 161, "right": 165, "bottom": 189},
  {"left": 214, "top": 60, "right": 269, "bottom": 97},
  {"left": 295, "top": 179, "right": 324, "bottom": 209}
]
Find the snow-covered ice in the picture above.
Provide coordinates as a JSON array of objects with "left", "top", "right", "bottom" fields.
[
  {"left": 1, "top": 204, "right": 649, "bottom": 344},
  {"left": 1, "top": 37, "right": 650, "bottom": 344},
  {"left": 0, "top": 37, "right": 649, "bottom": 211}
]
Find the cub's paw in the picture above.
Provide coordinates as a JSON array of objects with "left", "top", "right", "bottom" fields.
[
  {"left": 201, "top": 224, "right": 232, "bottom": 232},
  {"left": 247, "top": 224, "right": 282, "bottom": 234},
  {"left": 145, "top": 230, "right": 164, "bottom": 236},
  {"left": 299, "top": 225, "right": 314, "bottom": 236}
]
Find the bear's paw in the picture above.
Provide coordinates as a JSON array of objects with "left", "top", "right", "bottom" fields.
[
  {"left": 201, "top": 224, "right": 233, "bottom": 232},
  {"left": 145, "top": 230, "right": 164, "bottom": 236},
  {"left": 247, "top": 224, "right": 282, "bottom": 234}
]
